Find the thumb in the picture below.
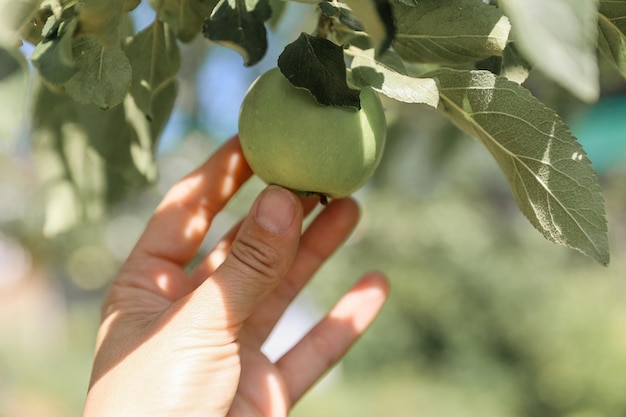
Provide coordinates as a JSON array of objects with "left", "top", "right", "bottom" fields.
[{"left": 187, "top": 185, "right": 303, "bottom": 334}]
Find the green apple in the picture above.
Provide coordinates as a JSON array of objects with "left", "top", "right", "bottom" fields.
[{"left": 238, "top": 67, "right": 386, "bottom": 200}]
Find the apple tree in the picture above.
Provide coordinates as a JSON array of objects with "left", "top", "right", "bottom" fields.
[{"left": 0, "top": 0, "right": 622, "bottom": 265}]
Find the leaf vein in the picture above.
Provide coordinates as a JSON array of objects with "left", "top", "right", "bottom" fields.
[{"left": 440, "top": 93, "right": 603, "bottom": 259}]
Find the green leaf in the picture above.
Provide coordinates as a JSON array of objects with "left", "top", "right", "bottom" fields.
[
  {"left": 319, "top": 2, "right": 364, "bottom": 32},
  {"left": 268, "top": 0, "right": 287, "bottom": 30},
  {"left": 499, "top": 43, "right": 532, "bottom": 85},
  {"left": 392, "top": 0, "right": 510, "bottom": 64},
  {"left": 475, "top": 43, "right": 531, "bottom": 85},
  {"left": 428, "top": 68, "right": 609, "bottom": 265},
  {"left": 0, "top": 47, "right": 28, "bottom": 147},
  {"left": 150, "top": 0, "right": 218, "bottom": 42},
  {"left": 32, "top": 85, "right": 106, "bottom": 236},
  {"left": 77, "top": 0, "right": 126, "bottom": 47},
  {"left": 203, "top": 0, "right": 272, "bottom": 66},
  {"left": 598, "top": 0, "right": 626, "bottom": 78},
  {"left": 30, "top": 18, "right": 78, "bottom": 85},
  {"left": 278, "top": 32, "right": 361, "bottom": 108},
  {"left": 31, "top": 80, "right": 176, "bottom": 235},
  {"left": 124, "top": 0, "right": 141, "bottom": 12},
  {"left": 64, "top": 36, "right": 132, "bottom": 109},
  {"left": 350, "top": 48, "right": 439, "bottom": 108},
  {"left": 22, "top": 0, "right": 77, "bottom": 46},
  {"left": 0, "top": 47, "right": 23, "bottom": 81},
  {"left": 342, "top": 0, "right": 395, "bottom": 54},
  {"left": 499, "top": 0, "right": 600, "bottom": 103},
  {"left": 375, "top": 47, "right": 408, "bottom": 74},
  {"left": 124, "top": 20, "right": 180, "bottom": 118}
]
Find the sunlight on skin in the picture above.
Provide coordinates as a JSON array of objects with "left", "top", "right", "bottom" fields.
[
  {"left": 223, "top": 150, "right": 242, "bottom": 195},
  {"left": 88, "top": 313, "right": 243, "bottom": 417},
  {"left": 156, "top": 273, "right": 172, "bottom": 294},
  {"left": 134, "top": 140, "right": 252, "bottom": 267},
  {"left": 229, "top": 363, "right": 290, "bottom": 417},
  {"left": 158, "top": 174, "right": 204, "bottom": 210},
  {"left": 156, "top": 174, "right": 211, "bottom": 244},
  {"left": 82, "top": 137, "right": 389, "bottom": 417},
  {"left": 275, "top": 273, "right": 389, "bottom": 404},
  {"left": 94, "top": 310, "right": 119, "bottom": 353},
  {"left": 327, "top": 275, "right": 389, "bottom": 332},
  {"left": 264, "top": 372, "right": 289, "bottom": 417},
  {"left": 206, "top": 241, "right": 230, "bottom": 274},
  {"left": 184, "top": 205, "right": 210, "bottom": 240},
  {"left": 157, "top": 145, "right": 245, "bottom": 221}
]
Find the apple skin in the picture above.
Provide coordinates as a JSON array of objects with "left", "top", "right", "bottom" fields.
[{"left": 238, "top": 67, "right": 386, "bottom": 199}]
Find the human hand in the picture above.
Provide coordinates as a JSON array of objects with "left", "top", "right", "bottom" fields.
[{"left": 82, "top": 136, "right": 389, "bottom": 417}]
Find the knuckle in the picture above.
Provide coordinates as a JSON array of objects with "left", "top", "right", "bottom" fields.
[{"left": 230, "top": 235, "right": 281, "bottom": 283}]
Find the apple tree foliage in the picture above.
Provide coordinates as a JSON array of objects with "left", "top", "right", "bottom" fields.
[{"left": 0, "top": 0, "right": 622, "bottom": 265}]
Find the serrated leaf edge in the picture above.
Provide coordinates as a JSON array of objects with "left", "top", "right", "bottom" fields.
[{"left": 437, "top": 73, "right": 609, "bottom": 265}]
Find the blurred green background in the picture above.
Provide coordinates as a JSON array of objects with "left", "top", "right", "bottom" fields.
[{"left": 2, "top": 3, "right": 626, "bottom": 417}]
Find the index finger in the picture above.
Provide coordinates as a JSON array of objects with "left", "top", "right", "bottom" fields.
[{"left": 129, "top": 136, "right": 253, "bottom": 266}]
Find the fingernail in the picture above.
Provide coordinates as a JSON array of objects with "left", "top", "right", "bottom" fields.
[{"left": 256, "top": 186, "right": 296, "bottom": 234}]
